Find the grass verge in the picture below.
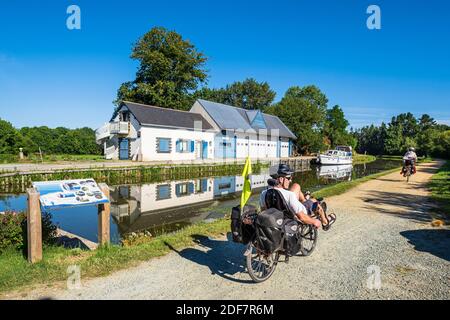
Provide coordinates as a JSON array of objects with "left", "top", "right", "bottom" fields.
[
  {"left": 0, "top": 154, "right": 105, "bottom": 164},
  {"left": 353, "top": 153, "right": 377, "bottom": 164},
  {"left": 0, "top": 163, "right": 411, "bottom": 295},
  {"left": 428, "top": 160, "right": 450, "bottom": 219}
]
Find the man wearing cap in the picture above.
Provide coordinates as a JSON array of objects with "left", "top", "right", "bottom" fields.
[{"left": 261, "top": 164, "right": 336, "bottom": 230}]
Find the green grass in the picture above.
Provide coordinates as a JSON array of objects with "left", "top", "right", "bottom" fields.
[
  {"left": 0, "top": 217, "right": 232, "bottom": 295},
  {"left": 379, "top": 155, "right": 433, "bottom": 163},
  {"left": 353, "top": 153, "right": 376, "bottom": 164},
  {"left": 428, "top": 160, "right": 450, "bottom": 218},
  {"left": 0, "top": 154, "right": 104, "bottom": 164}
]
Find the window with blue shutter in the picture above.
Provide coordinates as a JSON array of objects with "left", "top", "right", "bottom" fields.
[
  {"left": 157, "top": 138, "right": 171, "bottom": 153},
  {"left": 201, "top": 179, "right": 208, "bottom": 192},
  {"left": 156, "top": 184, "right": 171, "bottom": 200},
  {"left": 176, "top": 139, "right": 194, "bottom": 153},
  {"left": 175, "top": 182, "right": 194, "bottom": 196}
]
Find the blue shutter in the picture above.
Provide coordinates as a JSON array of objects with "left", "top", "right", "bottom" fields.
[
  {"left": 175, "top": 184, "right": 181, "bottom": 197},
  {"left": 201, "top": 178, "right": 208, "bottom": 192},
  {"left": 176, "top": 140, "right": 181, "bottom": 152},
  {"left": 188, "top": 182, "right": 194, "bottom": 194},
  {"left": 202, "top": 141, "right": 208, "bottom": 159},
  {"left": 190, "top": 140, "right": 195, "bottom": 152}
]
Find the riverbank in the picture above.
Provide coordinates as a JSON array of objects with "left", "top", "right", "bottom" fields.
[
  {"left": 428, "top": 160, "right": 450, "bottom": 221},
  {"left": 0, "top": 161, "right": 408, "bottom": 295},
  {"left": 353, "top": 153, "right": 376, "bottom": 164},
  {"left": 0, "top": 160, "right": 273, "bottom": 193}
]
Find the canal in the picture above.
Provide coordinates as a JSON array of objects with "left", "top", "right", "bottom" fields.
[{"left": 0, "top": 159, "right": 401, "bottom": 244}]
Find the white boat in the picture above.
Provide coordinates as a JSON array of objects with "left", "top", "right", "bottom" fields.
[
  {"left": 318, "top": 146, "right": 353, "bottom": 165},
  {"left": 317, "top": 164, "right": 353, "bottom": 181}
]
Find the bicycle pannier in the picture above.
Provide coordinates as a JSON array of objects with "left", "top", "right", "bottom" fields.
[
  {"left": 283, "top": 219, "right": 301, "bottom": 256},
  {"left": 255, "top": 208, "right": 284, "bottom": 253},
  {"left": 230, "top": 205, "right": 256, "bottom": 244}
]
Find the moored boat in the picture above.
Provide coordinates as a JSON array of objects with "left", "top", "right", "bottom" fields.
[{"left": 317, "top": 146, "right": 353, "bottom": 165}]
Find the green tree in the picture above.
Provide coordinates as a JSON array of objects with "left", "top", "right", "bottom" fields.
[
  {"left": 266, "top": 85, "right": 328, "bottom": 154},
  {"left": 323, "top": 105, "right": 355, "bottom": 147},
  {"left": 419, "top": 114, "right": 437, "bottom": 131},
  {"left": 194, "top": 78, "right": 276, "bottom": 110},
  {"left": 114, "top": 27, "right": 208, "bottom": 116},
  {"left": 0, "top": 119, "right": 26, "bottom": 154}
]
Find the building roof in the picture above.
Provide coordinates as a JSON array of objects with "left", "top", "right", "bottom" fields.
[
  {"left": 195, "top": 99, "right": 296, "bottom": 139},
  {"left": 262, "top": 114, "right": 297, "bottom": 139},
  {"left": 121, "top": 101, "right": 215, "bottom": 131},
  {"left": 196, "top": 99, "right": 253, "bottom": 131}
]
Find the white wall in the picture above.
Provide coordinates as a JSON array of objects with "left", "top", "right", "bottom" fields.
[
  {"left": 140, "top": 126, "right": 215, "bottom": 162},
  {"left": 139, "top": 179, "right": 214, "bottom": 213},
  {"left": 235, "top": 172, "right": 272, "bottom": 192},
  {"left": 280, "top": 138, "right": 290, "bottom": 158}
]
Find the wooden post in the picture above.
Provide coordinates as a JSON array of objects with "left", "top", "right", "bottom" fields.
[
  {"left": 98, "top": 183, "right": 110, "bottom": 245},
  {"left": 27, "top": 188, "right": 42, "bottom": 263}
]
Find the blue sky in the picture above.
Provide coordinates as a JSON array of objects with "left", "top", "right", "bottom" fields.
[{"left": 0, "top": 0, "right": 449, "bottom": 129}]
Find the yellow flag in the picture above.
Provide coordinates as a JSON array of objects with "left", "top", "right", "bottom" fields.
[{"left": 240, "top": 156, "right": 252, "bottom": 210}]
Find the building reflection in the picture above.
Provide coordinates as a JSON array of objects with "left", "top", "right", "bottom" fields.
[{"left": 110, "top": 172, "right": 272, "bottom": 237}]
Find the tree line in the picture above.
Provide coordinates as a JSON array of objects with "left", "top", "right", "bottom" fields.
[
  {"left": 353, "top": 113, "right": 450, "bottom": 158},
  {"left": 0, "top": 119, "right": 102, "bottom": 155}
]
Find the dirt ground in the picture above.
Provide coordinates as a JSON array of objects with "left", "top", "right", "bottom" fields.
[{"left": 3, "top": 160, "right": 449, "bottom": 300}]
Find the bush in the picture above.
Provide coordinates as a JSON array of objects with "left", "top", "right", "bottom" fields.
[{"left": 0, "top": 211, "right": 57, "bottom": 253}]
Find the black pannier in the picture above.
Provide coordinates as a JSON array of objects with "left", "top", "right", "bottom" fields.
[
  {"left": 283, "top": 219, "right": 301, "bottom": 256},
  {"left": 255, "top": 208, "right": 284, "bottom": 254},
  {"left": 230, "top": 204, "right": 257, "bottom": 244}
]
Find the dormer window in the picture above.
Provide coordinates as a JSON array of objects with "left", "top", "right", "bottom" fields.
[{"left": 121, "top": 111, "right": 130, "bottom": 122}]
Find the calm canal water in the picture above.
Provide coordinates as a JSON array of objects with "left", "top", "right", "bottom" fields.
[{"left": 0, "top": 159, "right": 401, "bottom": 244}]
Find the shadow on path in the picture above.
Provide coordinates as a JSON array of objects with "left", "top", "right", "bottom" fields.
[
  {"left": 360, "top": 190, "right": 436, "bottom": 224},
  {"left": 400, "top": 229, "right": 450, "bottom": 262},
  {"left": 164, "top": 234, "right": 254, "bottom": 284}
]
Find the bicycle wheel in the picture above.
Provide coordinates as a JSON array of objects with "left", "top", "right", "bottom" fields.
[
  {"left": 246, "top": 243, "right": 279, "bottom": 283},
  {"left": 299, "top": 224, "right": 318, "bottom": 256},
  {"left": 406, "top": 166, "right": 411, "bottom": 183}
]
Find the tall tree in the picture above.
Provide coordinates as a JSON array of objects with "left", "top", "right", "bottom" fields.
[
  {"left": 114, "top": 27, "right": 208, "bottom": 116},
  {"left": 266, "top": 85, "right": 328, "bottom": 154},
  {"left": 0, "top": 119, "right": 26, "bottom": 154},
  {"left": 194, "top": 78, "right": 276, "bottom": 110},
  {"left": 323, "top": 105, "right": 355, "bottom": 147}
]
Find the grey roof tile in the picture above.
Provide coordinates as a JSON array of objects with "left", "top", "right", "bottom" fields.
[{"left": 122, "top": 101, "right": 215, "bottom": 131}]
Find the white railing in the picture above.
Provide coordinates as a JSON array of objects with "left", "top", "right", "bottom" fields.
[
  {"left": 105, "top": 145, "right": 116, "bottom": 160},
  {"left": 110, "top": 121, "right": 129, "bottom": 135},
  {"left": 95, "top": 123, "right": 110, "bottom": 143}
]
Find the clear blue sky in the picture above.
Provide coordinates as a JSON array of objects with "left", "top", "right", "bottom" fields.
[{"left": 0, "top": 0, "right": 449, "bottom": 129}]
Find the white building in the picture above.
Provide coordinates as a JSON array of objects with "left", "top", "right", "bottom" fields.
[{"left": 96, "top": 99, "right": 296, "bottom": 161}]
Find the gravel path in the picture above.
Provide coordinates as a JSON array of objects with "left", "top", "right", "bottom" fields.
[{"left": 7, "top": 161, "right": 450, "bottom": 300}]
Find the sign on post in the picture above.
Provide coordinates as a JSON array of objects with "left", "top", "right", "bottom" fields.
[
  {"left": 33, "top": 179, "right": 109, "bottom": 210},
  {"left": 27, "top": 179, "right": 110, "bottom": 263}
]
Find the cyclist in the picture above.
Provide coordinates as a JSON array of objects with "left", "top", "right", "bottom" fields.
[
  {"left": 261, "top": 164, "right": 336, "bottom": 231},
  {"left": 401, "top": 147, "right": 418, "bottom": 176}
]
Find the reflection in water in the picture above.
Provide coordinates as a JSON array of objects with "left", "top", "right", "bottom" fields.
[
  {"left": 110, "top": 172, "right": 272, "bottom": 238},
  {"left": 316, "top": 164, "right": 353, "bottom": 181},
  {"left": 0, "top": 159, "right": 402, "bottom": 243}
]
